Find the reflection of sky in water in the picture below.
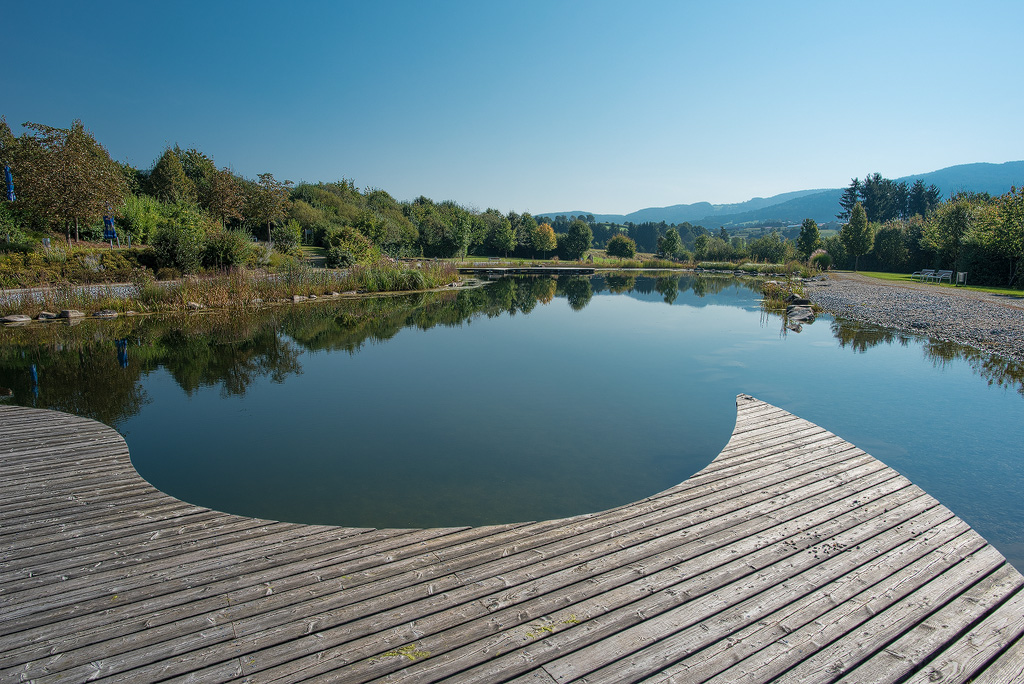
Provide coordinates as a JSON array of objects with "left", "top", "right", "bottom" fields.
[{"left": 3, "top": 276, "right": 1022, "bottom": 570}]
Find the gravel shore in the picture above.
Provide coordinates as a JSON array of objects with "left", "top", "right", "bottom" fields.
[{"left": 804, "top": 273, "right": 1024, "bottom": 365}]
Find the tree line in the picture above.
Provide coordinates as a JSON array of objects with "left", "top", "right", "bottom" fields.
[
  {"left": 827, "top": 173, "right": 1023, "bottom": 286},
  {"left": 0, "top": 118, "right": 598, "bottom": 272},
  {"left": 2, "top": 118, "right": 1020, "bottom": 287}
]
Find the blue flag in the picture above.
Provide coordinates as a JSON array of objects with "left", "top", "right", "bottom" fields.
[{"left": 4, "top": 166, "right": 13, "bottom": 202}]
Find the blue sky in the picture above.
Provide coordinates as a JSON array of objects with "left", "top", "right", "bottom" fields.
[{"left": 6, "top": 0, "right": 1022, "bottom": 214}]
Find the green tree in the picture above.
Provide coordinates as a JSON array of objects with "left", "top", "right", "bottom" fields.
[
  {"left": 837, "top": 178, "right": 862, "bottom": 220},
  {"left": 796, "top": 218, "right": 821, "bottom": 259},
  {"left": 908, "top": 179, "right": 942, "bottom": 218},
  {"left": 873, "top": 221, "right": 909, "bottom": 270},
  {"left": 657, "top": 228, "right": 683, "bottom": 258},
  {"left": 923, "top": 193, "right": 978, "bottom": 270},
  {"left": 693, "top": 233, "right": 709, "bottom": 260},
  {"left": 561, "top": 219, "right": 592, "bottom": 261},
  {"left": 246, "top": 172, "right": 292, "bottom": 244},
  {"left": 970, "top": 187, "right": 1024, "bottom": 286},
  {"left": 148, "top": 147, "right": 196, "bottom": 204},
  {"left": 822, "top": 234, "right": 848, "bottom": 269},
  {"left": 606, "top": 233, "right": 637, "bottom": 259},
  {"left": 485, "top": 210, "right": 515, "bottom": 256},
  {"left": 203, "top": 167, "right": 244, "bottom": 226},
  {"left": 3, "top": 120, "right": 128, "bottom": 241},
  {"left": 531, "top": 222, "right": 557, "bottom": 258},
  {"left": 840, "top": 203, "right": 872, "bottom": 271},
  {"left": 748, "top": 231, "right": 789, "bottom": 263}
]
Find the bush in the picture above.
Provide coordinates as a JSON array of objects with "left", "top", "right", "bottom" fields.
[
  {"left": 152, "top": 221, "right": 206, "bottom": 273},
  {"left": 271, "top": 220, "right": 302, "bottom": 254},
  {"left": 810, "top": 249, "right": 832, "bottom": 271},
  {"left": 204, "top": 229, "right": 253, "bottom": 268},
  {"left": 0, "top": 203, "right": 31, "bottom": 252},
  {"left": 326, "top": 246, "right": 355, "bottom": 268},
  {"left": 606, "top": 234, "right": 637, "bottom": 259}
]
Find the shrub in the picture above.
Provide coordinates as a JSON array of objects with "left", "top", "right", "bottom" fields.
[
  {"left": 204, "top": 229, "right": 253, "bottom": 268},
  {"left": 606, "top": 234, "right": 637, "bottom": 259},
  {"left": 810, "top": 249, "right": 832, "bottom": 271},
  {"left": 271, "top": 220, "right": 302, "bottom": 254},
  {"left": 0, "top": 204, "right": 31, "bottom": 252},
  {"left": 326, "top": 246, "right": 355, "bottom": 268}
]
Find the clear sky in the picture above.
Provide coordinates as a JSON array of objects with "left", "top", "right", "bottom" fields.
[{"left": 6, "top": 0, "right": 1022, "bottom": 215}]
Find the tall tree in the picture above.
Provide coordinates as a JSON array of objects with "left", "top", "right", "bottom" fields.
[
  {"left": 203, "top": 167, "right": 244, "bottom": 226},
  {"left": 840, "top": 203, "right": 872, "bottom": 271},
  {"left": 796, "top": 218, "right": 821, "bottom": 259},
  {"left": 246, "top": 172, "right": 292, "bottom": 243},
  {"left": 561, "top": 219, "right": 593, "bottom": 261},
  {"left": 908, "top": 179, "right": 942, "bottom": 217},
  {"left": 860, "top": 173, "right": 897, "bottom": 223},
  {"left": 5, "top": 120, "right": 128, "bottom": 241},
  {"left": 923, "top": 193, "right": 978, "bottom": 271},
  {"left": 485, "top": 210, "right": 515, "bottom": 256},
  {"left": 657, "top": 228, "right": 683, "bottom": 258},
  {"left": 148, "top": 147, "right": 196, "bottom": 204},
  {"left": 531, "top": 222, "right": 556, "bottom": 258},
  {"left": 837, "top": 178, "right": 862, "bottom": 220}
]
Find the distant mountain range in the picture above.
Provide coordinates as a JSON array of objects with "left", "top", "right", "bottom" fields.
[{"left": 541, "top": 161, "right": 1024, "bottom": 229}]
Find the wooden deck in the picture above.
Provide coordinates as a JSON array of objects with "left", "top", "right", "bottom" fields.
[{"left": 1, "top": 395, "right": 1022, "bottom": 683}]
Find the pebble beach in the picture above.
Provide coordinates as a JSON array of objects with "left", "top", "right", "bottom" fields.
[{"left": 804, "top": 272, "right": 1024, "bottom": 365}]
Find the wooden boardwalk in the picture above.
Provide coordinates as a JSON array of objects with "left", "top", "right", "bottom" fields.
[{"left": 1, "top": 395, "right": 1022, "bottom": 683}]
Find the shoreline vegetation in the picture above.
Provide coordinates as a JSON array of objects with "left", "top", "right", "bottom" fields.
[
  {"left": 3, "top": 119, "right": 1021, "bottom": 307},
  {"left": 2, "top": 274, "right": 1021, "bottom": 426}
]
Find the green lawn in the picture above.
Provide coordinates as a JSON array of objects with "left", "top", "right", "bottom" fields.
[{"left": 851, "top": 270, "right": 1024, "bottom": 297}]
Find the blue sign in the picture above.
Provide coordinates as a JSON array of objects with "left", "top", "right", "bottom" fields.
[{"left": 4, "top": 166, "right": 14, "bottom": 202}]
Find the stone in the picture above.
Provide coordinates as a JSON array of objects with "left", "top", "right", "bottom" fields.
[
  {"left": 93, "top": 309, "right": 118, "bottom": 319},
  {"left": 37, "top": 312, "right": 58, "bottom": 320},
  {"left": 292, "top": 295, "right": 308, "bottom": 303},
  {"left": 1, "top": 314, "right": 32, "bottom": 323},
  {"left": 186, "top": 302, "right": 202, "bottom": 310},
  {"left": 786, "top": 305, "right": 816, "bottom": 323},
  {"left": 57, "top": 310, "right": 85, "bottom": 319},
  {"left": 308, "top": 294, "right": 317, "bottom": 299}
]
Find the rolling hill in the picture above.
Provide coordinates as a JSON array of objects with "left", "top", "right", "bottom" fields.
[{"left": 541, "top": 161, "right": 1024, "bottom": 229}]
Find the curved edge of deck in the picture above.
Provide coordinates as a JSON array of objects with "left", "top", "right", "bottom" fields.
[{"left": 1, "top": 395, "right": 1022, "bottom": 684}]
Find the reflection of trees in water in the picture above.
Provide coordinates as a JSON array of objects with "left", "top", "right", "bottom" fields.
[
  {"left": 830, "top": 318, "right": 1024, "bottom": 396},
  {"left": 595, "top": 272, "right": 762, "bottom": 302},
  {"left": 655, "top": 276, "right": 680, "bottom": 304},
  {"left": 924, "top": 339, "right": 1024, "bottom": 396},
  {"left": 605, "top": 274, "right": 637, "bottom": 293},
  {"left": 559, "top": 276, "right": 594, "bottom": 311},
  {"left": 830, "top": 320, "right": 912, "bottom": 353},
  {"left": 11, "top": 275, "right": 1017, "bottom": 431}
]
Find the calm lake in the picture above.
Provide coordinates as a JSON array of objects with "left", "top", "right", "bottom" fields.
[{"left": 1, "top": 274, "right": 1022, "bottom": 569}]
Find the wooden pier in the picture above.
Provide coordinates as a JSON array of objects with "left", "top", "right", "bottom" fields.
[{"left": 1, "top": 396, "right": 1022, "bottom": 683}]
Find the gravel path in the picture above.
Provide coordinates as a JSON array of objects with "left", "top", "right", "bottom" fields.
[{"left": 804, "top": 273, "right": 1024, "bottom": 364}]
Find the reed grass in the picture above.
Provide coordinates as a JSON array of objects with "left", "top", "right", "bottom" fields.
[{"left": 0, "top": 261, "right": 460, "bottom": 318}]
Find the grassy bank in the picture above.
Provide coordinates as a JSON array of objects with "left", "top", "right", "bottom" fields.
[
  {"left": 0, "top": 261, "right": 460, "bottom": 318},
  {"left": 849, "top": 271, "right": 1024, "bottom": 298}
]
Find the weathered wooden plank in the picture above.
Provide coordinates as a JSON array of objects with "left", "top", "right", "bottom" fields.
[
  {"left": 233, "top": 479, "right": 931, "bottom": 683},
  {"left": 642, "top": 519, "right": 981, "bottom": 684},
  {"left": 30, "top": 460, "right": 902, "bottom": 683},
  {"left": 904, "top": 587, "right": 1024, "bottom": 684},
  {"left": 733, "top": 545, "right": 1009, "bottom": 684},
  {"left": 836, "top": 565, "right": 1024, "bottom": 683},
  {"left": 1, "top": 397, "right": 1020, "bottom": 684},
  {"left": 970, "top": 633, "right": 1024, "bottom": 684}
]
